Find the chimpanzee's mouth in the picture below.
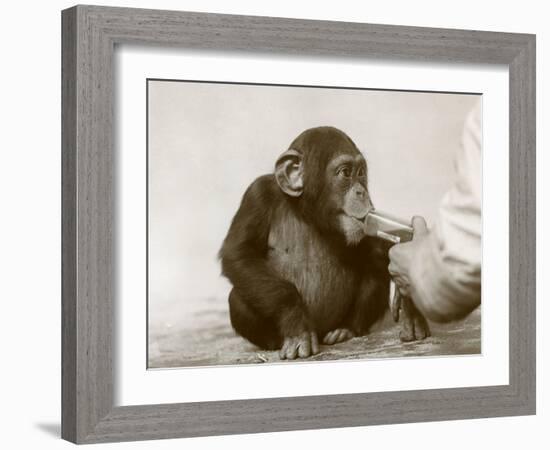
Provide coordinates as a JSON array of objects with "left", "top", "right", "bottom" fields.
[
  {"left": 340, "top": 214, "right": 369, "bottom": 245},
  {"left": 348, "top": 215, "right": 366, "bottom": 225},
  {"left": 340, "top": 212, "right": 368, "bottom": 231}
]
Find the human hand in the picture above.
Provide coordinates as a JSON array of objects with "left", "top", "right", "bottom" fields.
[{"left": 388, "top": 216, "right": 429, "bottom": 297}]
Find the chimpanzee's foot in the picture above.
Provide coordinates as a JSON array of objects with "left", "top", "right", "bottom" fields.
[
  {"left": 279, "top": 331, "right": 320, "bottom": 360},
  {"left": 399, "top": 297, "right": 431, "bottom": 342},
  {"left": 322, "top": 328, "right": 355, "bottom": 345}
]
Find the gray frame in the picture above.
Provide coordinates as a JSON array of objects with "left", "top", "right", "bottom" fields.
[{"left": 62, "top": 4, "right": 536, "bottom": 444}]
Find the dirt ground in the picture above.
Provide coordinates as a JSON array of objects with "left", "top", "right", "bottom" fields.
[{"left": 148, "top": 297, "right": 481, "bottom": 368}]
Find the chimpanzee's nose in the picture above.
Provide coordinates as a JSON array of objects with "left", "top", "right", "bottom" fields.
[{"left": 354, "top": 186, "right": 365, "bottom": 198}]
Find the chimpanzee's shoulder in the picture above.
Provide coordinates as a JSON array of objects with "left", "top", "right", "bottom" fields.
[{"left": 243, "top": 174, "right": 284, "bottom": 205}]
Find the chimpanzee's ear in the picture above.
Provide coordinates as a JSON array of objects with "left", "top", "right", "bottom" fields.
[{"left": 275, "top": 149, "right": 303, "bottom": 197}]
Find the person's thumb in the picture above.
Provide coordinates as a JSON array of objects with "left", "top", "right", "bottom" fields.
[{"left": 412, "top": 216, "right": 428, "bottom": 238}]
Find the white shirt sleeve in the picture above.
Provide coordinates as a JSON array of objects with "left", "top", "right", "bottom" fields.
[{"left": 408, "top": 103, "right": 482, "bottom": 322}]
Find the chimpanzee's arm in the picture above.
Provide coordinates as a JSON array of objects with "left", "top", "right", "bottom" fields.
[
  {"left": 344, "top": 237, "right": 392, "bottom": 335},
  {"left": 348, "top": 237, "right": 430, "bottom": 340},
  {"left": 220, "top": 175, "right": 312, "bottom": 337}
]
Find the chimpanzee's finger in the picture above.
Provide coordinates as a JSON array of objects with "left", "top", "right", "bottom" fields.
[
  {"left": 298, "top": 332, "right": 311, "bottom": 358},
  {"left": 323, "top": 330, "right": 336, "bottom": 345},
  {"left": 279, "top": 339, "right": 289, "bottom": 359},
  {"left": 390, "top": 282, "right": 401, "bottom": 322},
  {"left": 414, "top": 313, "right": 431, "bottom": 339},
  {"left": 340, "top": 329, "right": 354, "bottom": 341},
  {"left": 285, "top": 338, "right": 299, "bottom": 360},
  {"left": 334, "top": 330, "right": 344, "bottom": 344},
  {"left": 335, "top": 329, "right": 353, "bottom": 343},
  {"left": 310, "top": 332, "right": 319, "bottom": 355}
]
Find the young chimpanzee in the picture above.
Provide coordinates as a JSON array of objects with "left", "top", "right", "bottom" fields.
[{"left": 220, "top": 126, "right": 429, "bottom": 360}]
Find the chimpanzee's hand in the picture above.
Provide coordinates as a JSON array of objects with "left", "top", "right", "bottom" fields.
[{"left": 279, "top": 331, "right": 320, "bottom": 360}]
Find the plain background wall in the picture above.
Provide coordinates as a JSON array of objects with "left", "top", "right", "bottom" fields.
[{"left": 0, "top": 1, "right": 545, "bottom": 449}]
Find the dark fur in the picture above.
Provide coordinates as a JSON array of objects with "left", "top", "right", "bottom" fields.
[{"left": 220, "top": 127, "right": 393, "bottom": 350}]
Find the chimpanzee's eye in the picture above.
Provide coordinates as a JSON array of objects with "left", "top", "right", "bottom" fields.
[
  {"left": 357, "top": 167, "right": 366, "bottom": 177},
  {"left": 338, "top": 166, "right": 352, "bottom": 178}
]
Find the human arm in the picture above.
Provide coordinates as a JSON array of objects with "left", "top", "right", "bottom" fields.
[{"left": 388, "top": 105, "right": 482, "bottom": 322}]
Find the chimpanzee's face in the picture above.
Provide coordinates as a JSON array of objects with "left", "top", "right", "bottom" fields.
[
  {"left": 274, "top": 127, "right": 373, "bottom": 246},
  {"left": 325, "top": 152, "right": 373, "bottom": 245}
]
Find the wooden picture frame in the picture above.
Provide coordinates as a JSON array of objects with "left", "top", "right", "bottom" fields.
[{"left": 61, "top": 5, "right": 536, "bottom": 444}]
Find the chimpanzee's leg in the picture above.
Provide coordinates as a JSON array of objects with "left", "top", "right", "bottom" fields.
[{"left": 228, "top": 288, "right": 282, "bottom": 350}]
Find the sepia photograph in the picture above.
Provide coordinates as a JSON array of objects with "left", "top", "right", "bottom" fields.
[{"left": 147, "top": 79, "right": 482, "bottom": 369}]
